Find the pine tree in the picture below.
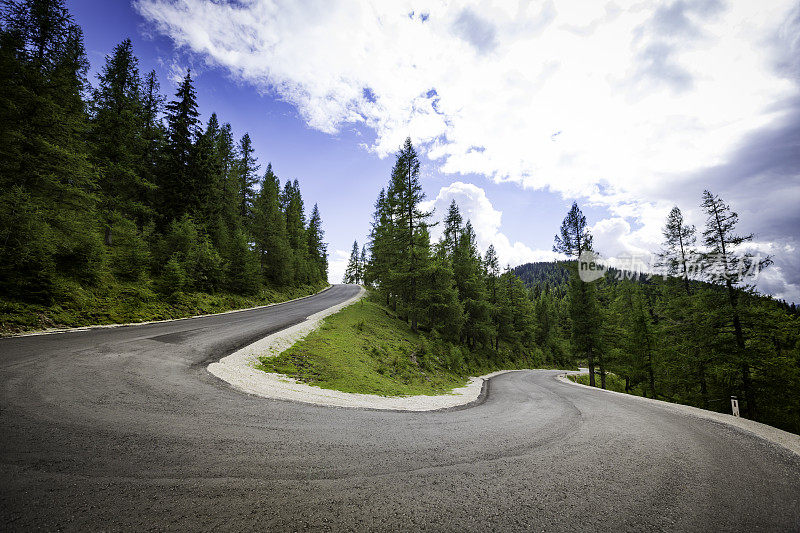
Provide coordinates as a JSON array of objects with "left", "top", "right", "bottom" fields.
[
  {"left": 359, "top": 245, "right": 367, "bottom": 284},
  {"left": 251, "top": 163, "right": 292, "bottom": 286},
  {"left": 453, "top": 221, "right": 491, "bottom": 348},
  {"left": 193, "top": 113, "right": 223, "bottom": 231},
  {"left": 700, "top": 190, "right": 771, "bottom": 417},
  {"left": 215, "top": 121, "right": 240, "bottom": 240},
  {"left": 420, "top": 243, "right": 463, "bottom": 341},
  {"left": 343, "top": 240, "right": 360, "bottom": 284},
  {"left": 236, "top": 132, "right": 259, "bottom": 222},
  {"left": 386, "top": 137, "right": 431, "bottom": 330},
  {"left": 365, "top": 188, "right": 395, "bottom": 297},
  {"left": 0, "top": 0, "right": 332, "bottom": 318},
  {"left": 160, "top": 70, "right": 200, "bottom": 224},
  {"left": 443, "top": 199, "right": 463, "bottom": 257},
  {"left": 225, "top": 228, "right": 259, "bottom": 295},
  {"left": 90, "top": 38, "right": 153, "bottom": 241},
  {"left": 140, "top": 69, "right": 164, "bottom": 222},
  {"left": 554, "top": 202, "right": 604, "bottom": 387},
  {"left": 611, "top": 283, "right": 657, "bottom": 397},
  {"left": 553, "top": 202, "right": 593, "bottom": 257},
  {"left": 658, "top": 206, "right": 696, "bottom": 295},
  {"left": 306, "top": 203, "right": 327, "bottom": 283},
  {"left": 656, "top": 205, "right": 708, "bottom": 405},
  {"left": 484, "top": 244, "right": 501, "bottom": 349},
  {"left": 283, "top": 179, "right": 309, "bottom": 284}
]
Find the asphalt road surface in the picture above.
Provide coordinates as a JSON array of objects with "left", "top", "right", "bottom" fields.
[{"left": 2, "top": 284, "right": 799, "bottom": 531}]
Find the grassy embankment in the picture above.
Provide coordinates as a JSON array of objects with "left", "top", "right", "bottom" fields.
[
  {"left": 257, "top": 293, "right": 534, "bottom": 397},
  {"left": 567, "top": 373, "right": 658, "bottom": 400},
  {"left": 0, "top": 281, "right": 329, "bottom": 336}
]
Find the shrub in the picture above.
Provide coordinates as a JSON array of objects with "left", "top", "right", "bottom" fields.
[
  {"left": 110, "top": 218, "right": 150, "bottom": 281},
  {"left": 157, "top": 255, "right": 186, "bottom": 295}
]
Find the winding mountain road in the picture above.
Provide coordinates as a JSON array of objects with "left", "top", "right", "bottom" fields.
[{"left": 2, "top": 284, "right": 798, "bottom": 531}]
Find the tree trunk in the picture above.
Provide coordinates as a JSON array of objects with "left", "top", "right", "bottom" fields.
[
  {"left": 598, "top": 354, "right": 606, "bottom": 389},
  {"left": 679, "top": 232, "right": 691, "bottom": 295},
  {"left": 646, "top": 335, "right": 656, "bottom": 398},
  {"left": 726, "top": 279, "right": 754, "bottom": 416},
  {"left": 698, "top": 362, "right": 709, "bottom": 410}
]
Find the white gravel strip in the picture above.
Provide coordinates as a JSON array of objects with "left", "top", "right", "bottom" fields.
[
  {"left": 208, "top": 286, "right": 519, "bottom": 410},
  {"left": 558, "top": 370, "right": 800, "bottom": 457}
]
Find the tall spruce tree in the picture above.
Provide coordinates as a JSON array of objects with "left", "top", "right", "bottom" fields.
[
  {"left": 140, "top": 69, "right": 164, "bottom": 222},
  {"left": 365, "top": 188, "right": 395, "bottom": 301},
  {"left": 343, "top": 240, "right": 361, "bottom": 284},
  {"left": 283, "top": 179, "right": 309, "bottom": 284},
  {"left": 420, "top": 241, "right": 464, "bottom": 341},
  {"left": 656, "top": 205, "right": 709, "bottom": 405},
  {"left": 554, "top": 202, "right": 604, "bottom": 387},
  {"left": 443, "top": 199, "right": 463, "bottom": 257},
  {"left": 386, "top": 137, "right": 431, "bottom": 330},
  {"left": 251, "top": 163, "right": 292, "bottom": 285},
  {"left": 359, "top": 245, "right": 367, "bottom": 283},
  {"left": 658, "top": 206, "right": 696, "bottom": 294},
  {"left": 192, "top": 113, "right": 223, "bottom": 230},
  {"left": 160, "top": 70, "right": 200, "bottom": 224},
  {"left": 453, "top": 221, "right": 491, "bottom": 348},
  {"left": 215, "top": 122, "right": 240, "bottom": 241},
  {"left": 306, "top": 203, "right": 327, "bottom": 283},
  {"left": 484, "top": 244, "right": 501, "bottom": 349},
  {"left": 236, "top": 132, "right": 259, "bottom": 222},
  {"left": 90, "top": 38, "right": 153, "bottom": 241},
  {"left": 700, "top": 190, "right": 771, "bottom": 417}
]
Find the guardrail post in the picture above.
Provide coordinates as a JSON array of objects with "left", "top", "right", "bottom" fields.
[{"left": 731, "top": 396, "right": 740, "bottom": 417}]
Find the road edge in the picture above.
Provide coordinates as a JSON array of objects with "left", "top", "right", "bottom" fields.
[
  {"left": 557, "top": 371, "right": 800, "bottom": 457},
  {"left": 207, "top": 287, "right": 520, "bottom": 411},
  {"left": 5, "top": 284, "right": 333, "bottom": 338}
]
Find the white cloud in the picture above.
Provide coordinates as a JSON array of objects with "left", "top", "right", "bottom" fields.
[
  {"left": 328, "top": 249, "right": 350, "bottom": 285},
  {"left": 422, "top": 182, "right": 559, "bottom": 267},
  {"left": 136, "top": 0, "right": 800, "bottom": 301},
  {"left": 590, "top": 217, "right": 651, "bottom": 260}
]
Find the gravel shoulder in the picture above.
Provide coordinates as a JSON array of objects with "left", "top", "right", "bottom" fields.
[
  {"left": 208, "top": 287, "right": 518, "bottom": 411},
  {"left": 559, "top": 370, "right": 800, "bottom": 457}
]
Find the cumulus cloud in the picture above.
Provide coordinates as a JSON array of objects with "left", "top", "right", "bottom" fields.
[
  {"left": 590, "top": 217, "right": 651, "bottom": 260},
  {"left": 422, "top": 182, "right": 559, "bottom": 267},
  {"left": 136, "top": 0, "right": 800, "bottom": 301},
  {"left": 327, "top": 249, "right": 351, "bottom": 285}
]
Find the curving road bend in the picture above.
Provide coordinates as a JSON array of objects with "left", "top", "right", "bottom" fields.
[{"left": 1, "top": 284, "right": 799, "bottom": 531}]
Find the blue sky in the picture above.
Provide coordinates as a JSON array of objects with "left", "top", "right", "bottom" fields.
[{"left": 67, "top": 1, "right": 800, "bottom": 302}]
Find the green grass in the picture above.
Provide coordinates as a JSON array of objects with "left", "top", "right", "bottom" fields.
[
  {"left": 0, "top": 279, "right": 328, "bottom": 336},
  {"left": 257, "top": 297, "right": 471, "bottom": 397},
  {"left": 568, "top": 372, "right": 648, "bottom": 396}
]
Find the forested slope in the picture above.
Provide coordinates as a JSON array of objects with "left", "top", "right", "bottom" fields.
[
  {"left": 513, "top": 256, "right": 799, "bottom": 433},
  {"left": 357, "top": 138, "right": 799, "bottom": 434},
  {"left": 0, "top": 0, "right": 328, "bottom": 334}
]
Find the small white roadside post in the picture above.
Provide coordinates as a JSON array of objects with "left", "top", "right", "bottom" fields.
[{"left": 731, "top": 396, "right": 740, "bottom": 417}]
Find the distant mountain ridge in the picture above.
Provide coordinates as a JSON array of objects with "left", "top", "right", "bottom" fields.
[{"left": 512, "top": 261, "right": 798, "bottom": 315}]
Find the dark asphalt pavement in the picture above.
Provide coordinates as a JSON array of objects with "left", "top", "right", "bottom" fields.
[{"left": 2, "top": 284, "right": 799, "bottom": 531}]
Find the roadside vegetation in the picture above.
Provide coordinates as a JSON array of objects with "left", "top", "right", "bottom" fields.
[
  {"left": 257, "top": 295, "right": 536, "bottom": 397},
  {"left": 346, "top": 137, "right": 799, "bottom": 433},
  {"left": 0, "top": 282, "right": 326, "bottom": 335},
  {"left": 567, "top": 373, "right": 630, "bottom": 395}
]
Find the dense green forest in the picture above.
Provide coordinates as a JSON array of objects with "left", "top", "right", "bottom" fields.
[
  {"left": 0, "top": 0, "right": 328, "bottom": 333},
  {"left": 362, "top": 138, "right": 800, "bottom": 434}
]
